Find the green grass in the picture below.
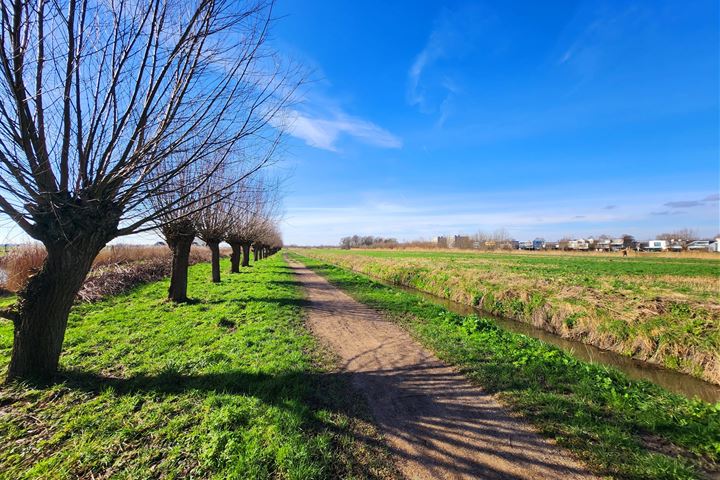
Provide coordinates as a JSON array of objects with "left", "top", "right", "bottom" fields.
[
  {"left": 335, "top": 249, "right": 720, "bottom": 277},
  {"left": 293, "top": 252, "right": 720, "bottom": 480},
  {"left": 0, "top": 295, "right": 15, "bottom": 308},
  {"left": 0, "top": 256, "right": 396, "bottom": 479}
]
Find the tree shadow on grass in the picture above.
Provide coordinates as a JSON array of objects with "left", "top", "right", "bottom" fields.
[
  {"left": 36, "top": 364, "right": 602, "bottom": 480},
  {"left": 10, "top": 367, "right": 399, "bottom": 479},
  {"left": 264, "top": 279, "right": 303, "bottom": 288}
]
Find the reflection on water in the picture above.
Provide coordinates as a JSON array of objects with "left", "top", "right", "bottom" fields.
[{"left": 387, "top": 281, "right": 720, "bottom": 403}]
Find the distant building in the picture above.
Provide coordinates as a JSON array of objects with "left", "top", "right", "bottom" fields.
[
  {"left": 453, "top": 235, "right": 472, "bottom": 249},
  {"left": 708, "top": 239, "right": 720, "bottom": 252},
  {"left": 669, "top": 243, "right": 683, "bottom": 252},
  {"left": 595, "top": 239, "right": 611, "bottom": 251},
  {"left": 610, "top": 238, "right": 624, "bottom": 251},
  {"left": 518, "top": 240, "right": 534, "bottom": 250},
  {"left": 434, "top": 236, "right": 448, "bottom": 248},
  {"left": 566, "top": 239, "right": 590, "bottom": 251},
  {"left": 687, "top": 240, "right": 711, "bottom": 251},
  {"left": 644, "top": 240, "right": 668, "bottom": 252}
]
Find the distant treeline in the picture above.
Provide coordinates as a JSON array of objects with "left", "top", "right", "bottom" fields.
[{"left": 340, "top": 235, "right": 398, "bottom": 249}]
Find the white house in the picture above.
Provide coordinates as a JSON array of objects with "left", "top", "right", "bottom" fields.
[
  {"left": 610, "top": 238, "right": 625, "bottom": 251},
  {"left": 687, "top": 240, "right": 711, "bottom": 251},
  {"left": 645, "top": 240, "right": 668, "bottom": 252},
  {"left": 595, "top": 239, "right": 612, "bottom": 251}
]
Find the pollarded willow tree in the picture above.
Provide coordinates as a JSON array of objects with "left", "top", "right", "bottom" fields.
[
  {"left": 150, "top": 159, "right": 208, "bottom": 302},
  {"left": 151, "top": 152, "right": 274, "bottom": 301},
  {"left": 256, "top": 223, "right": 283, "bottom": 258},
  {"left": 0, "top": 0, "right": 299, "bottom": 380},
  {"left": 195, "top": 183, "right": 237, "bottom": 284},
  {"left": 226, "top": 176, "right": 280, "bottom": 271}
]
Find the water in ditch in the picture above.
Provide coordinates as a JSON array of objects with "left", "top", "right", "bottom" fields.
[{"left": 385, "top": 281, "right": 720, "bottom": 403}]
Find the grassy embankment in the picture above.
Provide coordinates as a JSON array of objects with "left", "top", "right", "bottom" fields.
[
  {"left": 0, "top": 256, "right": 396, "bottom": 479},
  {"left": 292, "top": 252, "right": 720, "bottom": 480},
  {"left": 298, "top": 249, "right": 720, "bottom": 385}
]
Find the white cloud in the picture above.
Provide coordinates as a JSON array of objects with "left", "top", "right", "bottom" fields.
[{"left": 284, "top": 109, "right": 402, "bottom": 151}]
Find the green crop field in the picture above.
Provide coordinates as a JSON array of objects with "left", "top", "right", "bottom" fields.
[
  {"left": 292, "top": 252, "right": 720, "bottom": 479},
  {"left": 295, "top": 249, "right": 720, "bottom": 384},
  {"left": 0, "top": 256, "right": 395, "bottom": 479}
]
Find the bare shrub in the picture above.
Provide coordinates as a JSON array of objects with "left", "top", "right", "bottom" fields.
[
  {"left": 1, "top": 244, "right": 46, "bottom": 292},
  {"left": 93, "top": 245, "right": 171, "bottom": 267}
]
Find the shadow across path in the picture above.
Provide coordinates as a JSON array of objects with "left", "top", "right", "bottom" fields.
[{"left": 288, "top": 258, "right": 598, "bottom": 480}]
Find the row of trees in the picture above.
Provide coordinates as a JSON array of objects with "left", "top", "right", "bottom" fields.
[
  {"left": 340, "top": 235, "right": 398, "bottom": 249},
  {"left": 0, "top": 0, "right": 296, "bottom": 380},
  {"left": 159, "top": 173, "right": 283, "bottom": 302},
  {"left": 656, "top": 229, "right": 701, "bottom": 244}
]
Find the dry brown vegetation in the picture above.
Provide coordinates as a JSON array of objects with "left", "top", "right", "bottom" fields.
[{"left": 0, "top": 244, "right": 214, "bottom": 298}]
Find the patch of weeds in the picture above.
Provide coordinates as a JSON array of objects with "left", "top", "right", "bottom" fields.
[{"left": 565, "top": 312, "right": 583, "bottom": 329}]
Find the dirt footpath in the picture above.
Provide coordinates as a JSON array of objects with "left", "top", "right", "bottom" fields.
[{"left": 289, "top": 259, "right": 597, "bottom": 480}]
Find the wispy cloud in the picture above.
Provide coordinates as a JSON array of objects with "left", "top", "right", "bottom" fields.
[
  {"left": 603, "top": 205, "right": 616, "bottom": 210},
  {"left": 407, "top": 43, "right": 441, "bottom": 109},
  {"left": 661, "top": 194, "right": 720, "bottom": 208},
  {"left": 407, "top": 5, "right": 490, "bottom": 124},
  {"left": 650, "top": 211, "right": 683, "bottom": 216},
  {"left": 556, "top": 4, "right": 642, "bottom": 82},
  {"left": 283, "top": 109, "right": 402, "bottom": 152},
  {"left": 664, "top": 200, "right": 703, "bottom": 208}
]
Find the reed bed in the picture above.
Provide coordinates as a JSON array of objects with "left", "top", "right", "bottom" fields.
[{"left": 0, "top": 243, "right": 213, "bottom": 299}]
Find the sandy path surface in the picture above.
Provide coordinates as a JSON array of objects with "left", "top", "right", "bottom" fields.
[{"left": 290, "top": 259, "right": 597, "bottom": 480}]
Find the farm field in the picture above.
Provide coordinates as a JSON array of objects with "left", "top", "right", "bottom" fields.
[
  {"left": 295, "top": 249, "right": 720, "bottom": 385},
  {"left": 0, "top": 256, "right": 395, "bottom": 479},
  {"left": 292, "top": 252, "right": 720, "bottom": 479}
]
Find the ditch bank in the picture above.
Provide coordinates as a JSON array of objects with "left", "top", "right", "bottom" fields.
[
  {"left": 296, "top": 249, "right": 719, "bottom": 387},
  {"left": 387, "top": 278, "right": 719, "bottom": 403}
]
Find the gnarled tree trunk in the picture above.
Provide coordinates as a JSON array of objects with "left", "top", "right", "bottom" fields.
[
  {"left": 7, "top": 238, "right": 107, "bottom": 380},
  {"left": 229, "top": 243, "right": 241, "bottom": 273},
  {"left": 241, "top": 242, "right": 252, "bottom": 267},
  {"left": 164, "top": 220, "right": 196, "bottom": 302},
  {"left": 207, "top": 240, "right": 221, "bottom": 283},
  {"left": 6, "top": 198, "right": 119, "bottom": 381},
  {"left": 253, "top": 245, "right": 259, "bottom": 262}
]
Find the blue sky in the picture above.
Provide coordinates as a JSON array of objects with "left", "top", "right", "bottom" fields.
[
  {"left": 272, "top": 0, "right": 719, "bottom": 245},
  {"left": 0, "top": 0, "right": 717, "bottom": 246}
]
